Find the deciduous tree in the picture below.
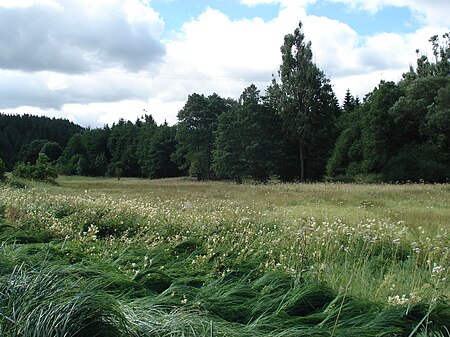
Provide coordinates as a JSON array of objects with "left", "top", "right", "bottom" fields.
[{"left": 273, "top": 22, "right": 339, "bottom": 181}]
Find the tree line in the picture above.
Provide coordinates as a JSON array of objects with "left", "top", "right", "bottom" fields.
[
  {"left": 1, "top": 23, "right": 449, "bottom": 183},
  {"left": 0, "top": 113, "right": 82, "bottom": 170}
]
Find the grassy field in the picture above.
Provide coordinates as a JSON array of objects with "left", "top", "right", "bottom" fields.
[{"left": 0, "top": 176, "right": 449, "bottom": 336}]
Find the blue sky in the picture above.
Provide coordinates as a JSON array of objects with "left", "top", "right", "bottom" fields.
[
  {"left": 152, "top": 0, "right": 280, "bottom": 32},
  {"left": 152, "top": 0, "right": 419, "bottom": 36},
  {"left": 308, "top": 2, "right": 418, "bottom": 35},
  {"left": 0, "top": 0, "right": 448, "bottom": 127}
]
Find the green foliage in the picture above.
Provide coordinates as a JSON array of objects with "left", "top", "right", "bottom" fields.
[
  {"left": 176, "top": 93, "right": 234, "bottom": 179},
  {"left": 342, "top": 89, "right": 359, "bottom": 116},
  {"left": 240, "top": 85, "right": 283, "bottom": 182},
  {"left": 360, "top": 81, "right": 403, "bottom": 173},
  {"left": 273, "top": 21, "right": 339, "bottom": 181},
  {"left": 58, "top": 133, "right": 87, "bottom": 175},
  {"left": 40, "top": 141, "right": 63, "bottom": 162},
  {"left": 0, "top": 113, "right": 83, "bottom": 170},
  {"left": 382, "top": 144, "right": 450, "bottom": 183},
  {"left": 80, "top": 127, "right": 110, "bottom": 176},
  {"left": 213, "top": 84, "right": 282, "bottom": 182},
  {"left": 423, "top": 82, "right": 450, "bottom": 158},
  {"left": 0, "top": 158, "right": 6, "bottom": 181},
  {"left": 213, "top": 105, "right": 247, "bottom": 182},
  {"left": 13, "top": 153, "right": 57, "bottom": 183},
  {"left": 7, "top": 177, "right": 28, "bottom": 189},
  {"left": 19, "top": 139, "right": 48, "bottom": 164},
  {"left": 416, "top": 33, "right": 450, "bottom": 77},
  {"left": 107, "top": 120, "right": 140, "bottom": 177},
  {"left": 19, "top": 139, "right": 63, "bottom": 166},
  {"left": 1, "top": 32, "right": 448, "bottom": 184},
  {"left": 145, "top": 123, "right": 181, "bottom": 179},
  {"left": 57, "top": 116, "right": 182, "bottom": 179},
  {"left": 136, "top": 115, "right": 159, "bottom": 176},
  {"left": 59, "top": 126, "right": 113, "bottom": 176},
  {"left": 328, "top": 34, "right": 450, "bottom": 183}
]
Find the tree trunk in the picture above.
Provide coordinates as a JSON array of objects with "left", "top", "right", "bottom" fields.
[{"left": 299, "top": 141, "right": 305, "bottom": 181}]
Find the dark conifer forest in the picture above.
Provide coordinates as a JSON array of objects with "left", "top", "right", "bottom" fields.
[
  {"left": 0, "top": 114, "right": 82, "bottom": 170},
  {"left": 1, "top": 25, "right": 449, "bottom": 183}
]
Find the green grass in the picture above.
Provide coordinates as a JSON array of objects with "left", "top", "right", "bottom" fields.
[{"left": 0, "top": 176, "right": 449, "bottom": 336}]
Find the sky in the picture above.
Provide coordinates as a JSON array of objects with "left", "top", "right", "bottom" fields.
[{"left": 0, "top": 0, "right": 449, "bottom": 127}]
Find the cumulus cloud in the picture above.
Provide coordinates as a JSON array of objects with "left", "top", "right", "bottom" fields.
[
  {"left": 153, "top": 6, "right": 308, "bottom": 102},
  {"left": 0, "top": 69, "right": 156, "bottom": 110},
  {"left": 0, "top": 0, "right": 167, "bottom": 125},
  {"left": 300, "top": 17, "right": 412, "bottom": 78},
  {"left": 305, "top": 25, "right": 437, "bottom": 100},
  {"left": 0, "top": 0, "right": 165, "bottom": 73},
  {"left": 166, "top": 4, "right": 445, "bottom": 103},
  {"left": 166, "top": 8, "right": 287, "bottom": 80},
  {"left": 0, "top": 0, "right": 448, "bottom": 127}
]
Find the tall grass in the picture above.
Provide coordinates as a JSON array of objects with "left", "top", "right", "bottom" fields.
[
  {"left": 0, "top": 264, "right": 132, "bottom": 336},
  {"left": 0, "top": 177, "right": 448, "bottom": 336}
]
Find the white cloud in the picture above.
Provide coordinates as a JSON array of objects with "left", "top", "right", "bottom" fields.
[
  {"left": 152, "top": 6, "right": 308, "bottom": 103},
  {"left": 0, "top": 68, "right": 156, "bottom": 110},
  {"left": 0, "top": 0, "right": 61, "bottom": 9},
  {"left": 164, "top": 3, "right": 447, "bottom": 106},
  {"left": 0, "top": 0, "right": 168, "bottom": 126},
  {"left": 0, "top": 0, "right": 165, "bottom": 73},
  {"left": 0, "top": 0, "right": 448, "bottom": 127},
  {"left": 166, "top": 8, "right": 284, "bottom": 80}
]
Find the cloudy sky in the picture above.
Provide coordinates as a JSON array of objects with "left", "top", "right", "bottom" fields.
[{"left": 0, "top": 0, "right": 448, "bottom": 127}]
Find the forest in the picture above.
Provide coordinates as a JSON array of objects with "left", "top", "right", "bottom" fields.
[{"left": 1, "top": 23, "right": 449, "bottom": 184}]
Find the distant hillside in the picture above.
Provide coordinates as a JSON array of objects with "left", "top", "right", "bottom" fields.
[{"left": 0, "top": 113, "right": 84, "bottom": 169}]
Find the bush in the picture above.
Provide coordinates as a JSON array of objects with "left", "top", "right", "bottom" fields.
[
  {"left": 382, "top": 144, "right": 449, "bottom": 183},
  {"left": 13, "top": 153, "right": 58, "bottom": 183}
]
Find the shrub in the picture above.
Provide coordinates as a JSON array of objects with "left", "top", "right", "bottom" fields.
[
  {"left": 382, "top": 144, "right": 449, "bottom": 183},
  {"left": 13, "top": 153, "right": 58, "bottom": 183}
]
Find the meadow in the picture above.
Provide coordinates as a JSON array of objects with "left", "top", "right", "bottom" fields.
[{"left": 0, "top": 176, "right": 449, "bottom": 336}]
